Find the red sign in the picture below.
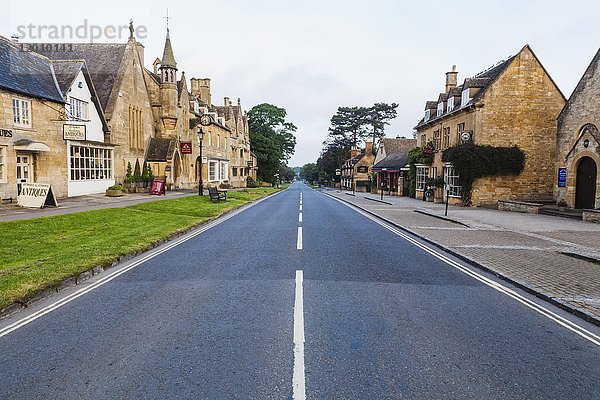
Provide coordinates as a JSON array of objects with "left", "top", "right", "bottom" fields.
[
  {"left": 180, "top": 141, "right": 192, "bottom": 154},
  {"left": 150, "top": 178, "right": 166, "bottom": 195}
]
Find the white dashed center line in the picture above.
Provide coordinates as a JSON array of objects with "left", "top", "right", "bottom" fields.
[{"left": 292, "top": 270, "right": 306, "bottom": 399}]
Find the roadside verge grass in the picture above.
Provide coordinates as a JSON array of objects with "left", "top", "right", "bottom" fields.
[{"left": 0, "top": 188, "right": 281, "bottom": 310}]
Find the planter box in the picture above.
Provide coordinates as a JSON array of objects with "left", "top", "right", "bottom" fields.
[{"left": 106, "top": 189, "right": 125, "bottom": 197}]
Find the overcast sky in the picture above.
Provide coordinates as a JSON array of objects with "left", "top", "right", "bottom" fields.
[{"left": 4, "top": 0, "right": 600, "bottom": 166}]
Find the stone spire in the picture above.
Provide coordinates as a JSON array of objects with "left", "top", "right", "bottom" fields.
[{"left": 160, "top": 29, "right": 177, "bottom": 70}]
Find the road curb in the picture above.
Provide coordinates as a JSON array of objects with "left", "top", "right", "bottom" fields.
[
  {"left": 0, "top": 189, "right": 285, "bottom": 321},
  {"left": 413, "top": 209, "right": 470, "bottom": 227},
  {"left": 321, "top": 191, "right": 600, "bottom": 327},
  {"left": 363, "top": 196, "right": 394, "bottom": 206}
]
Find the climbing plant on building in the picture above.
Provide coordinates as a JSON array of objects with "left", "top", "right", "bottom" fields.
[
  {"left": 442, "top": 143, "right": 525, "bottom": 205},
  {"left": 407, "top": 146, "right": 434, "bottom": 198}
]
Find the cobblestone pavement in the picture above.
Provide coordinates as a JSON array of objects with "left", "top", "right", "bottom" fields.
[{"left": 322, "top": 189, "right": 600, "bottom": 322}]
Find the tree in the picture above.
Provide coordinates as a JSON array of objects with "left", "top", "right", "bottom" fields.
[
  {"left": 141, "top": 160, "right": 149, "bottom": 182},
  {"left": 365, "top": 102, "right": 398, "bottom": 145},
  {"left": 124, "top": 161, "right": 133, "bottom": 184},
  {"left": 248, "top": 103, "right": 297, "bottom": 182},
  {"left": 279, "top": 163, "right": 296, "bottom": 183},
  {"left": 300, "top": 163, "right": 319, "bottom": 184},
  {"left": 133, "top": 159, "right": 142, "bottom": 183},
  {"left": 316, "top": 145, "right": 349, "bottom": 184},
  {"left": 327, "top": 106, "right": 370, "bottom": 148}
]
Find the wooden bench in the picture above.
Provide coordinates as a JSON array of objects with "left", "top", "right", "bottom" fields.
[{"left": 208, "top": 186, "right": 227, "bottom": 202}]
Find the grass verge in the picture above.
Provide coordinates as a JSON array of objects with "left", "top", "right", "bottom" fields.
[{"left": 0, "top": 187, "right": 281, "bottom": 310}]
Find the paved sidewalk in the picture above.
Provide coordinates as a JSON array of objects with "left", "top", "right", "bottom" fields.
[
  {"left": 0, "top": 190, "right": 199, "bottom": 222},
  {"left": 322, "top": 189, "right": 600, "bottom": 323}
]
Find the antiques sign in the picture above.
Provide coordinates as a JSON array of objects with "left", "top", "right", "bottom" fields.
[
  {"left": 180, "top": 141, "right": 193, "bottom": 154},
  {"left": 63, "top": 124, "right": 86, "bottom": 141},
  {"left": 17, "top": 183, "right": 58, "bottom": 208},
  {"left": 0, "top": 129, "right": 13, "bottom": 137},
  {"left": 357, "top": 166, "right": 368, "bottom": 173}
]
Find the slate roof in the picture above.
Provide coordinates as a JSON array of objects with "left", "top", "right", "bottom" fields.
[
  {"left": 0, "top": 36, "right": 64, "bottom": 103},
  {"left": 160, "top": 29, "right": 177, "bottom": 69},
  {"left": 146, "top": 138, "right": 176, "bottom": 162},
  {"left": 32, "top": 43, "right": 127, "bottom": 110},
  {"left": 415, "top": 53, "right": 517, "bottom": 129},
  {"left": 373, "top": 138, "right": 417, "bottom": 171},
  {"left": 51, "top": 60, "right": 85, "bottom": 96},
  {"left": 424, "top": 101, "right": 437, "bottom": 110}
]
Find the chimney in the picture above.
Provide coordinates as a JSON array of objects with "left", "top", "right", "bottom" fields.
[
  {"left": 445, "top": 65, "right": 458, "bottom": 93},
  {"left": 224, "top": 96, "right": 230, "bottom": 106},
  {"left": 351, "top": 146, "right": 359, "bottom": 158},
  {"left": 191, "top": 78, "right": 211, "bottom": 107},
  {"left": 365, "top": 141, "right": 373, "bottom": 155}
]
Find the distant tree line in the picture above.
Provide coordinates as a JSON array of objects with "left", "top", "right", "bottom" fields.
[{"left": 300, "top": 103, "right": 398, "bottom": 185}]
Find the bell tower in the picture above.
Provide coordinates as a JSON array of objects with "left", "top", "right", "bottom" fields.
[{"left": 159, "top": 28, "right": 178, "bottom": 134}]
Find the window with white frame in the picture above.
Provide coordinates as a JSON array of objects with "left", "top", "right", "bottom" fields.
[
  {"left": 69, "top": 97, "right": 89, "bottom": 120},
  {"left": 220, "top": 161, "right": 229, "bottom": 180},
  {"left": 437, "top": 102, "right": 444, "bottom": 117},
  {"left": 416, "top": 165, "right": 428, "bottom": 190},
  {"left": 447, "top": 97, "right": 454, "bottom": 112},
  {"left": 461, "top": 89, "right": 470, "bottom": 107},
  {"left": 424, "top": 109, "right": 430, "bottom": 121},
  {"left": 12, "top": 98, "right": 31, "bottom": 127},
  {"left": 69, "top": 145, "right": 113, "bottom": 181},
  {"left": 0, "top": 146, "right": 6, "bottom": 182},
  {"left": 444, "top": 165, "right": 462, "bottom": 197},
  {"left": 208, "top": 160, "right": 218, "bottom": 181}
]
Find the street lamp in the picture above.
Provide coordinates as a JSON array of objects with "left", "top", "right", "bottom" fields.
[{"left": 197, "top": 127, "right": 204, "bottom": 196}]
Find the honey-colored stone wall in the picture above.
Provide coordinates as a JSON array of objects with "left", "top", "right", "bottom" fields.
[
  {"left": 0, "top": 90, "right": 67, "bottom": 199},
  {"left": 556, "top": 49, "right": 600, "bottom": 209},
  {"left": 472, "top": 46, "right": 566, "bottom": 206}
]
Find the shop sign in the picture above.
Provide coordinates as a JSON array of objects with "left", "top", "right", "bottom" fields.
[
  {"left": 0, "top": 129, "right": 13, "bottom": 138},
  {"left": 17, "top": 183, "right": 58, "bottom": 208},
  {"left": 150, "top": 178, "right": 166, "bottom": 195},
  {"left": 558, "top": 168, "right": 567, "bottom": 187},
  {"left": 357, "top": 166, "right": 368, "bottom": 173},
  {"left": 180, "top": 141, "right": 192, "bottom": 154},
  {"left": 63, "top": 124, "right": 86, "bottom": 141}
]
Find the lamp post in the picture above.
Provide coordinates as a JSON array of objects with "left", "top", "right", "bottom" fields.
[{"left": 197, "top": 127, "right": 204, "bottom": 196}]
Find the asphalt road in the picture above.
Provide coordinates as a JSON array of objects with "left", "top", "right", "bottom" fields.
[{"left": 0, "top": 182, "right": 599, "bottom": 399}]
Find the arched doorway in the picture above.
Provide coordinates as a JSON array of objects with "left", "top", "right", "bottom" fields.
[
  {"left": 575, "top": 156, "right": 597, "bottom": 209},
  {"left": 173, "top": 152, "right": 182, "bottom": 189}
]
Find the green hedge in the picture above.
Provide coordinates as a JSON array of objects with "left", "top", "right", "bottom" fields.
[{"left": 442, "top": 143, "right": 525, "bottom": 204}]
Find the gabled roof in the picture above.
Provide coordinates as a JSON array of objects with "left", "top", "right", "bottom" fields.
[
  {"left": 437, "top": 93, "right": 448, "bottom": 103},
  {"left": 146, "top": 138, "right": 176, "bottom": 162},
  {"left": 0, "top": 36, "right": 64, "bottom": 103},
  {"left": 32, "top": 42, "right": 127, "bottom": 110},
  {"left": 373, "top": 138, "right": 417, "bottom": 171},
  {"left": 448, "top": 87, "right": 462, "bottom": 97},
  {"left": 558, "top": 47, "right": 600, "bottom": 123},
  {"left": 424, "top": 101, "right": 437, "bottom": 111},
  {"left": 415, "top": 53, "right": 517, "bottom": 129},
  {"left": 51, "top": 60, "right": 110, "bottom": 133},
  {"left": 51, "top": 60, "right": 85, "bottom": 96}
]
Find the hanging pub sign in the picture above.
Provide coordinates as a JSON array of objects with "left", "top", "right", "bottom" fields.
[
  {"left": 558, "top": 167, "right": 567, "bottom": 188},
  {"left": 17, "top": 183, "right": 58, "bottom": 208},
  {"left": 150, "top": 178, "right": 166, "bottom": 195},
  {"left": 180, "top": 141, "right": 193, "bottom": 154},
  {"left": 63, "top": 124, "right": 86, "bottom": 141},
  {"left": 357, "top": 166, "right": 368, "bottom": 173}
]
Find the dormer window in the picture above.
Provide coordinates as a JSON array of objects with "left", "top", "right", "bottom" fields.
[
  {"left": 447, "top": 97, "right": 454, "bottom": 112},
  {"left": 424, "top": 109, "right": 431, "bottom": 121},
  {"left": 437, "top": 102, "right": 444, "bottom": 117},
  {"left": 461, "top": 89, "right": 470, "bottom": 107}
]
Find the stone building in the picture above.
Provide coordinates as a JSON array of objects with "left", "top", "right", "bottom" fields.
[
  {"left": 414, "top": 45, "right": 566, "bottom": 206},
  {"left": 340, "top": 142, "right": 374, "bottom": 192},
  {"left": 34, "top": 26, "right": 155, "bottom": 189},
  {"left": 0, "top": 36, "right": 113, "bottom": 200},
  {"left": 372, "top": 137, "right": 417, "bottom": 196},
  {"left": 555, "top": 47, "right": 600, "bottom": 210}
]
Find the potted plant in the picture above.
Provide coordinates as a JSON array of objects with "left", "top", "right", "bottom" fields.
[
  {"left": 424, "top": 177, "right": 435, "bottom": 202},
  {"left": 106, "top": 183, "right": 126, "bottom": 197},
  {"left": 123, "top": 162, "right": 133, "bottom": 190},
  {"left": 433, "top": 177, "right": 445, "bottom": 203},
  {"left": 133, "top": 159, "right": 142, "bottom": 192},
  {"left": 557, "top": 199, "right": 568, "bottom": 212}
]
